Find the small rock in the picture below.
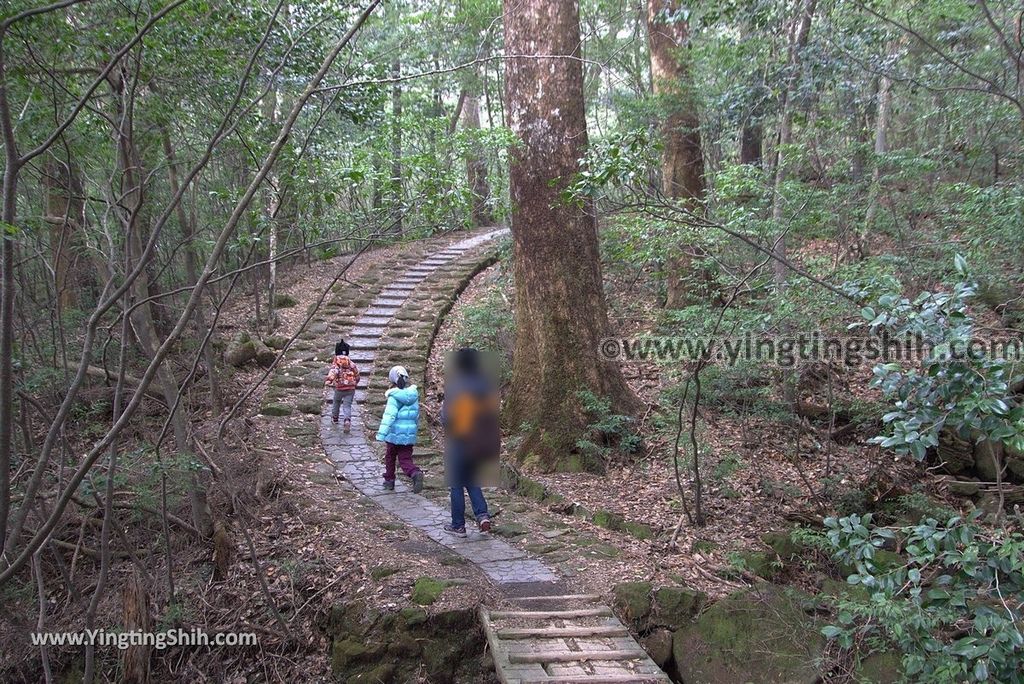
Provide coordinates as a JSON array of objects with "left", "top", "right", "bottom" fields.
[
  {"left": 540, "top": 528, "right": 570, "bottom": 539},
  {"left": 492, "top": 522, "right": 527, "bottom": 538},
  {"left": 524, "top": 542, "right": 561, "bottom": 555},
  {"left": 263, "top": 334, "right": 289, "bottom": 350},
  {"left": 274, "top": 293, "right": 298, "bottom": 308}
]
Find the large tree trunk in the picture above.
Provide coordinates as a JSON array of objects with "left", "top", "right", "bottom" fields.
[
  {"left": 646, "top": 0, "right": 707, "bottom": 308},
  {"left": 503, "top": 0, "right": 639, "bottom": 472},
  {"left": 462, "top": 93, "right": 494, "bottom": 227}
]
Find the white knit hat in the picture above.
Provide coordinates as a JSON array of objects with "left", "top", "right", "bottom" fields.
[{"left": 388, "top": 366, "right": 409, "bottom": 385}]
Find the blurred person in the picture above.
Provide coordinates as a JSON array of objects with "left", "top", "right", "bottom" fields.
[{"left": 441, "top": 348, "right": 500, "bottom": 537}]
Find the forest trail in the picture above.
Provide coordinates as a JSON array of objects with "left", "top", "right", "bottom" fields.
[{"left": 315, "top": 229, "right": 670, "bottom": 682}]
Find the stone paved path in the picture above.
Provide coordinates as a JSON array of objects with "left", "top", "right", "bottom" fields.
[{"left": 319, "top": 229, "right": 557, "bottom": 585}]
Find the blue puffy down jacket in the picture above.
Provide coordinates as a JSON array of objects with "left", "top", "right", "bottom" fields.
[{"left": 375, "top": 385, "right": 420, "bottom": 445}]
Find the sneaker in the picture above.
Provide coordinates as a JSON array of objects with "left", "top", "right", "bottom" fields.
[
  {"left": 411, "top": 471, "right": 424, "bottom": 494},
  {"left": 343, "top": 419, "right": 350, "bottom": 434},
  {"left": 332, "top": 416, "right": 339, "bottom": 424},
  {"left": 382, "top": 479, "right": 395, "bottom": 491},
  {"left": 478, "top": 518, "right": 492, "bottom": 534},
  {"left": 443, "top": 524, "right": 467, "bottom": 537}
]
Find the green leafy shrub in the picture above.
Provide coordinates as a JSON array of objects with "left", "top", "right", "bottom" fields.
[
  {"left": 818, "top": 513, "right": 1024, "bottom": 682},
  {"left": 851, "top": 258, "right": 1024, "bottom": 460},
  {"left": 575, "top": 390, "right": 642, "bottom": 462}
]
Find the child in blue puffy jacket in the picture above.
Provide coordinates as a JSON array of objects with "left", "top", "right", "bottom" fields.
[{"left": 376, "top": 365, "right": 424, "bottom": 492}]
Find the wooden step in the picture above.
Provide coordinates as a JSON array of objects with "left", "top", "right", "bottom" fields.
[
  {"left": 512, "top": 594, "right": 603, "bottom": 603},
  {"left": 509, "top": 650, "right": 648, "bottom": 665},
  {"left": 520, "top": 676, "right": 666, "bottom": 683},
  {"left": 496, "top": 626, "right": 628, "bottom": 640},
  {"left": 489, "top": 608, "right": 612, "bottom": 619}
]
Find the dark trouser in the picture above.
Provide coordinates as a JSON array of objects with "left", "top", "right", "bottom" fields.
[
  {"left": 331, "top": 388, "right": 355, "bottom": 421},
  {"left": 383, "top": 442, "right": 419, "bottom": 481},
  {"left": 447, "top": 448, "right": 488, "bottom": 529}
]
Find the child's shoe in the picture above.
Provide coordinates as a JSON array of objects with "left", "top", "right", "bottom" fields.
[
  {"left": 411, "top": 471, "right": 424, "bottom": 494},
  {"left": 478, "top": 517, "right": 492, "bottom": 534},
  {"left": 343, "top": 419, "right": 350, "bottom": 433},
  {"left": 382, "top": 479, "right": 395, "bottom": 491},
  {"left": 443, "top": 524, "right": 467, "bottom": 537}
]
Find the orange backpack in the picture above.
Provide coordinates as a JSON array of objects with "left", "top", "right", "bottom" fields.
[{"left": 333, "top": 357, "right": 359, "bottom": 390}]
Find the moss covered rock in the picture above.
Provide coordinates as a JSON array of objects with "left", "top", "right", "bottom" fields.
[
  {"left": 762, "top": 530, "right": 803, "bottom": 563},
  {"left": 274, "top": 293, "right": 298, "bottom": 308},
  {"left": 612, "top": 581, "right": 652, "bottom": 628},
  {"left": 260, "top": 402, "right": 292, "bottom": 417},
  {"left": 591, "top": 509, "right": 625, "bottom": 531},
  {"left": 652, "top": 586, "right": 706, "bottom": 630},
  {"left": 263, "top": 334, "right": 289, "bottom": 350},
  {"left": 224, "top": 332, "right": 257, "bottom": 366},
  {"left": 622, "top": 520, "right": 655, "bottom": 540},
  {"left": 297, "top": 399, "right": 323, "bottom": 415},
  {"left": 673, "top": 585, "right": 824, "bottom": 684},
  {"left": 410, "top": 576, "right": 455, "bottom": 605}
]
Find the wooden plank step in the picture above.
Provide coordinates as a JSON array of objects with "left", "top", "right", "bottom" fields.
[
  {"left": 489, "top": 608, "right": 612, "bottom": 619},
  {"left": 509, "top": 650, "right": 648, "bottom": 664},
  {"left": 496, "top": 626, "right": 628, "bottom": 640},
  {"left": 512, "top": 594, "right": 603, "bottom": 603},
  {"left": 521, "top": 677, "right": 666, "bottom": 684}
]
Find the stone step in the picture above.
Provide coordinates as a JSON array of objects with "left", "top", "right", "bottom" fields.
[
  {"left": 362, "top": 308, "right": 397, "bottom": 318},
  {"left": 348, "top": 327, "right": 385, "bottom": 337}
]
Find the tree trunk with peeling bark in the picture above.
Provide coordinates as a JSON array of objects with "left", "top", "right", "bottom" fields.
[
  {"left": 646, "top": 0, "right": 707, "bottom": 308},
  {"left": 503, "top": 0, "right": 639, "bottom": 472}
]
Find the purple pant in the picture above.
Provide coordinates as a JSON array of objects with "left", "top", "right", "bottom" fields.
[{"left": 384, "top": 442, "right": 420, "bottom": 481}]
